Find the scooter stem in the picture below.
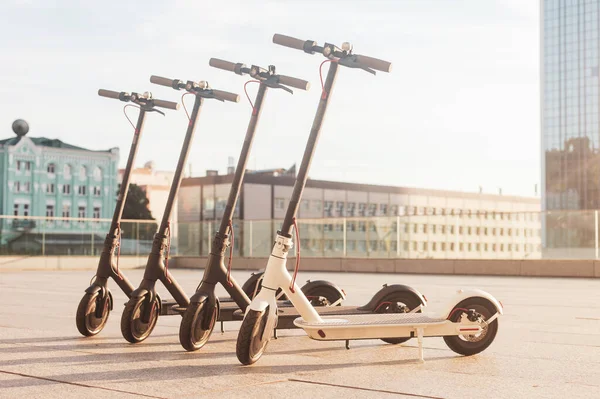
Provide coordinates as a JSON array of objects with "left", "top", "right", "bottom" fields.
[{"left": 280, "top": 62, "right": 338, "bottom": 235}]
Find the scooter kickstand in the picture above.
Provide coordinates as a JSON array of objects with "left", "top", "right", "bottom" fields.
[
  {"left": 273, "top": 329, "right": 278, "bottom": 339},
  {"left": 345, "top": 340, "right": 350, "bottom": 350},
  {"left": 220, "top": 321, "right": 224, "bottom": 334},
  {"left": 416, "top": 328, "right": 424, "bottom": 363}
]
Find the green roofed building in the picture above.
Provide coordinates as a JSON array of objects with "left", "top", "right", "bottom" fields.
[{"left": 0, "top": 121, "right": 119, "bottom": 254}]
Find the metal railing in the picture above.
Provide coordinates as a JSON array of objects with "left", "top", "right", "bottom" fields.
[{"left": 1, "top": 210, "right": 597, "bottom": 260}]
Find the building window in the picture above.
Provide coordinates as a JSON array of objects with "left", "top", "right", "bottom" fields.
[
  {"left": 79, "top": 166, "right": 87, "bottom": 180},
  {"left": 93, "top": 186, "right": 101, "bottom": 196},
  {"left": 398, "top": 205, "right": 406, "bottom": 216},
  {"left": 13, "top": 203, "right": 18, "bottom": 216},
  {"left": 312, "top": 200, "right": 322, "bottom": 212},
  {"left": 274, "top": 198, "right": 285, "bottom": 210},
  {"left": 324, "top": 201, "right": 333, "bottom": 217},
  {"left": 336, "top": 201, "right": 344, "bottom": 216},
  {"left": 23, "top": 182, "right": 31, "bottom": 193},
  {"left": 346, "top": 202, "right": 356, "bottom": 217},
  {"left": 367, "top": 203, "right": 377, "bottom": 216},
  {"left": 46, "top": 204, "right": 55, "bottom": 218},
  {"left": 16, "top": 160, "right": 31, "bottom": 172},
  {"left": 423, "top": 224, "right": 429, "bottom": 234},
  {"left": 93, "top": 167, "right": 102, "bottom": 181},
  {"left": 78, "top": 206, "right": 86, "bottom": 222},
  {"left": 358, "top": 221, "right": 366, "bottom": 232},
  {"left": 23, "top": 204, "right": 29, "bottom": 216},
  {"left": 347, "top": 222, "right": 356, "bottom": 232},
  {"left": 450, "top": 242, "right": 455, "bottom": 251},
  {"left": 476, "top": 243, "right": 481, "bottom": 251},
  {"left": 390, "top": 204, "right": 398, "bottom": 216},
  {"left": 441, "top": 225, "right": 446, "bottom": 234},
  {"left": 413, "top": 241, "right": 418, "bottom": 251},
  {"left": 432, "top": 242, "right": 437, "bottom": 251},
  {"left": 63, "top": 184, "right": 71, "bottom": 195},
  {"left": 458, "top": 226, "right": 464, "bottom": 235},
  {"left": 441, "top": 242, "right": 446, "bottom": 251},
  {"left": 347, "top": 240, "right": 356, "bottom": 251},
  {"left": 358, "top": 203, "right": 367, "bottom": 216},
  {"left": 78, "top": 185, "right": 87, "bottom": 196},
  {"left": 46, "top": 183, "right": 55, "bottom": 194},
  {"left": 47, "top": 163, "right": 56, "bottom": 175},
  {"left": 93, "top": 206, "right": 101, "bottom": 219},
  {"left": 301, "top": 199, "right": 310, "bottom": 211},
  {"left": 369, "top": 222, "right": 377, "bottom": 232},
  {"left": 459, "top": 243, "right": 464, "bottom": 251},
  {"left": 380, "top": 204, "right": 388, "bottom": 216},
  {"left": 62, "top": 204, "right": 71, "bottom": 218},
  {"left": 467, "top": 226, "right": 472, "bottom": 235},
  {"left": 467, "top": 243, "right": 472, "bottom": 251},
  {"left": 404, "top": 223, "right": 409, "bottom": 233},
  {"left": 64, "top": 164, "right": 72, "bottom": 179},
  {"left": 14, "top": 181, "right": 20, "bottom": 192}
]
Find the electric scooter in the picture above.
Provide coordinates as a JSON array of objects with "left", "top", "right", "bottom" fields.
[
  {"left": 236, "top": 34, "right": 503, "bottom": 365},
  {"left": 76, "top": 89, "right": 179, "bottom": 337},
  {"left": 179, "top": 58, "right": 347, "bottom": 351},
  {"left": 120, "top": 76, "right": 239, "bottom": 343}
]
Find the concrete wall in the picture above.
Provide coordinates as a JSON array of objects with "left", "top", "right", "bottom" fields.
[
  {"left": 171, "top": 256, "right": 600, "bottom": 278},
  {"left": 0, "top": 256, "right": 146, "bottom": 271},
  {"left": 1, "top": 255, "right": 598, "bottom": 278}
]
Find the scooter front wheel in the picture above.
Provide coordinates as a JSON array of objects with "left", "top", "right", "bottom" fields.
[
  {"left": 76, "top": 292, "right": 110, "bottom": 337},
  {"left": 179, "top": 300, "right": 218, "bottom": 351},
  {"left": 443, "top": 297, "right": 499, "bottom": 356},
  {"left": 236, "top": 308, "right": 273, "bottom": 365},
  {"left": 120, "top": 296, "right": 159, "bottom": 343}
]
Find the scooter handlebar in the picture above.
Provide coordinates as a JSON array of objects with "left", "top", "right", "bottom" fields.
[
  {"left": 278, "top": 75, "right": 310, "bottom": 91},
  {"left": 209, "top": 58, "right": 237, "bottom": 72},
  {"left": 211, "top": 89, "right": 240, "bottom": 103},
  {"left": 150, "top": 75, "right": 178, "bottom": 88},
  {"left": 354, "top": 54, "right": 392, "bottom": 73},
  {"left": 151, "top": 98, "right": 180, "bottom": 110},
  {"left": 273, "top": 33, "right": 307, "bottom": 51},
  {"left": 98, "top": 89, "right": 122, "bottom": 100}
]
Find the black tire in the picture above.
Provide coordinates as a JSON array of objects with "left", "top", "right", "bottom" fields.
[
  {"left": 303, "top": 285, "right": 344, "bottom": 307},
  {"left": 120, "top": 296, "right": 159, "bottom": 343},
  {"left": 179, "top": 300, "right": 218, "bottom": 352},
  {"left": 376, "top": 291, "right": 423, "bottom": 345},
  {"left": 76, "top": 292, "right": 110, "bottom": 337},
  {"left": 443, "top": 297, "right": 499, "bottom": 356},
  {"left": 236, "top": 308, "right": 273, "bottom": 365}
]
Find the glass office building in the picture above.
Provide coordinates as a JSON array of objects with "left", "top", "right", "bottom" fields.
[{"left": 542, "top": 0, "right": 600, "bottom": 251}]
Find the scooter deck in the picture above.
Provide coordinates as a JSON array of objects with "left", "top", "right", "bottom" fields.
[{"left": 295, "top": 313, "right": 448, "bottom": 342}]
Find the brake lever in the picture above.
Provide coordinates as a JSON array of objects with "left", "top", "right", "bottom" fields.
[
  {"left": 263, "top": 76, "right": 293, "bottom": 94},
  {"left": 338, "top": 55, "right": 376, "bottom": 75}
]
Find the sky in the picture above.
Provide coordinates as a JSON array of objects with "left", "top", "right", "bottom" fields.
[{"left": 0, "top": 0, "right": 540, "bottom": 198}]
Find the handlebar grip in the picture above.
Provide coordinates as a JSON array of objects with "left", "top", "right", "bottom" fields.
[
  {"left": 151, "top": 99, "right": 180, "bottom": 110},
  {"left": 354, "top": 54, "right": 392, "bottom": 73},
  {"left": 211, "top": 89, "right": 240, "bottom": 103},
  {"left": 278, "top": 75, "right": 310, "bottom": 91},
  {"left": 273, "top": 34, "right": 306, "bottom": 50},
  {"left": 209, "top": 58, "right": 237, "bottom": 72},
  {"left": 150, "top": 75, "right": 177, "bottom": 88},
  {"left": 98, "top": 89, "right": 121, "bottom": 99}
]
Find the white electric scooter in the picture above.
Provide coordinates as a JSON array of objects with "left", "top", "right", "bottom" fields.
[{"left": 235, "top": 33, "right": 503, "bottom": 365}]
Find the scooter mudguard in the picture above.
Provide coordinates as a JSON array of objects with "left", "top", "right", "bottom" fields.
[
  {"left": 241, "top": 271, "right": 265, "bottom": 299},
  {"left": 357, "top": 284, "right": 427, "bottom": 311},
  {"left": 439, "top": 289, "right": 504, "bottom": 319},
  {"left": 301, "top": 280, "right": 346, "bottom": 301},
  {"left": 129, "top": 288, "right": 162, "bottom": 312},
  {"left": 84, "top": 285, "right": 114, "bottom": 311},
  {"left": 247, "top": 288, "right": 276, "bottom": 314},
  {"left": 189, "top": 291, "right": 210, "bottom": 305}
]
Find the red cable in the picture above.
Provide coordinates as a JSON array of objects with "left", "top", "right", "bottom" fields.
[
  {"left": 123, "top": 104, "right": 141, "bottom": 134},
  {"left": 244, "top": 80, "right": 260, "bottom": 115},
  {"left": 226, "top": 220, "right": 234, "bottom": 287},
  {"left": 319, "top": 60, "right": 334, "bottom": 100},
  {"left": 289, "top": 217, "right": 301, "bottom": 293},
  {"left": 165, "top": 222, "right": 172, "bottom": 283},
  {"left": 115, "top": 222, "right": 123, "bottom": 280},
  {"left": 181, "top": 92, "right": 195, "bottom": 123}
]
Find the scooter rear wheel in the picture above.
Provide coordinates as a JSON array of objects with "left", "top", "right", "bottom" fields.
[
  {"left": 236, "top": 308, "right": 272, "bottom": 365},
  {"left": 376, "top": 291, "right": 422, "bottom": 345},
  {"left": 121, "top": 296, "right": 159, "bottom": 343},
  {"left": 179, "top": 300, "right": 218, "bottom": 352},
  {"left": 76, "top": 292, "right": 110, "bottom": 337},
  {"left": 443, "top": 297, "right": 498, "bottom": 356}
]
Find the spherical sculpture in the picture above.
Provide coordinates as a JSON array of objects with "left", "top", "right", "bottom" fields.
[{"left": 12, "top": 119, "right": 29, "bottom": 136}]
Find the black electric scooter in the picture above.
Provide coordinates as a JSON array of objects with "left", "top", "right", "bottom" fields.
[
  {"left": 120, "top": 76, "right": 240, "bottom": 343},
  {"left": 76, "top": 89, "right": 179, "bottom": 337},
  {"left": 178, "top": 58, "right": 347, "bottom": 351}
]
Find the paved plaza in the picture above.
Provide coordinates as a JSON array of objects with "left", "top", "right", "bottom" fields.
[{"left": 0, "top": 266, "right": 599, "bottom": 398}]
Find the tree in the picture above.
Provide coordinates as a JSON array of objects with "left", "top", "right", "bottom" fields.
[{"left": 121, "top": 184, "right": 158, "bottom": 240}]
